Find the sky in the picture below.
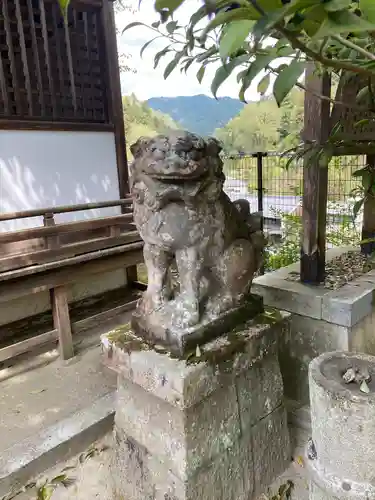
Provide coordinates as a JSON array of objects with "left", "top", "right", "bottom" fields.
[{"left": 115, "top": 0, "right": 266, "bottom": 101}]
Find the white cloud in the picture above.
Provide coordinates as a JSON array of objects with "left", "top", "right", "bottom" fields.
[{"left": 116, "top": 0, "right": 265, "bottom": 101}]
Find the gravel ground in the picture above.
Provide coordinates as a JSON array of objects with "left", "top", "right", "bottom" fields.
[
  {"left": 6, "top": 433, "right": 308, "bottom": 500},
  {"left": 5, "top": 435, "right": 113, "bottom": 500},
  {"left": 288, "top": 251, "right": 375, "bottom": 290}
]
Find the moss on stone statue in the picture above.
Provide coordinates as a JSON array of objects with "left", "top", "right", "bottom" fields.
[
  {"left": 103, "top": 306, "right": 286, "bottom": 369},
  {"left": 106, "top": 323, "right": 150, "bottom": 353},
  {"left": 182, "top": 307, "right": 283, "bottom": 366}
]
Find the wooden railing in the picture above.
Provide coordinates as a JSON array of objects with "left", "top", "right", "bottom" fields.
[
  {"left": 0, "top": 198, "right": 133, "bottom": 221},
  {"left": 0, "top": 198, "right": 144, "bottom": 362}
]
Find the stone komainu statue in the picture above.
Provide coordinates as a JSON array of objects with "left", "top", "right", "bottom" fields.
[{"left": 130, "top": 131, "right": 265, "bottom": 330}]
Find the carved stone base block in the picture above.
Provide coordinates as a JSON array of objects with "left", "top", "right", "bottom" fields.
[
  {"left": 102, "top": 311, "right": 291, "bottom": 500},
  {"left": 131, "top": 294, "right": 264, "bottom": 356}
]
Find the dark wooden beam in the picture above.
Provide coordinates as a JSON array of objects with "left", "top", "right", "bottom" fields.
[
  {"left": 26, "top": 0, "right": 46, "bottom": 115},
  {"left": 64, "top": 7, "right": 78, "bottom": 115},
  {"left": 3, "top": 0, "right": 22, "bottom": 115},
  {"left": 0, "top": 120, "right": 114, "bottom": 132},
  {"left": 101, "top": 0, "right": 130, "bottom": 197},
  {"left": 300, "top": 67, "right": 331, "bottom": 284},
  {"left": 40, "top": 0, "right": 57, "bottom": 118},
  {"left": 15, "top": 0, "right": 33, "bottom": 116},
  {"left": 101, "top": 0, "right": 138, "bottom": 285}
]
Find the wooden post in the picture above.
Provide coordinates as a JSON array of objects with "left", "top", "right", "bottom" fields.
[
  {"left": 44, "top": 213, "right": 74, "bottom": 360},
  {"left": 101, "top": 0, "right": 138, "bottom": 286},
  {"left": 361, "top": 154, "right": 375, "bottom": 254},
  {"left": 300, "top": 67, "right": 331, "bottom": 284}
]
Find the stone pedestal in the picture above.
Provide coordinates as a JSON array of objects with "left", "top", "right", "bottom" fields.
[
  {"left": 306, "top": 351, "right": 375, "bottom": 500},
  {"left": 101, "top": 310, "right": 291, "bottom": 500}
]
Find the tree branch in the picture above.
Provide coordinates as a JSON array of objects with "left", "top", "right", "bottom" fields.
[
  {"left": 248, "top": 0, "right": 375, "bottom": 76},
  {"left": 332, "top": 35, "right": 375, "bottom": 62},
  {"left": 277, "top": 26, "right": 375, "bottom": 78},
  {"left": 268, "top": 66, "right": 375, "bottom": 114}
]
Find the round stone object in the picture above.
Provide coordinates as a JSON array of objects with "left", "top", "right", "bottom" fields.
[{"left": 307, "top": 351, "right": 375, "bottom": 500}]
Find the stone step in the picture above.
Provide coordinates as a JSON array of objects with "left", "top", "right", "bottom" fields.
[{"left": 0, "top": 392, "right": 115, "bottom": 499}]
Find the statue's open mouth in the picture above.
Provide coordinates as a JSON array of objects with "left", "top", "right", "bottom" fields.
[{"left": 146, "top": 159, "right": 208, "bottom": 182}]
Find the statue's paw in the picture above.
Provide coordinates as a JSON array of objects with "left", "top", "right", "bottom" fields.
[
  {"left": 139, "top": 291, "right": 164, "bottom": 314},
  {"left": 206, "top": 293, "right": 236, "bottom": 317},
  {"left": 171, "top": 298, "right": 200, "bottom": 329}
]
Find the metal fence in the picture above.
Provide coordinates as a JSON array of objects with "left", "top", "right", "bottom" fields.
[{"left": 222, "top": 152, "right": 365, "bottom": 272}]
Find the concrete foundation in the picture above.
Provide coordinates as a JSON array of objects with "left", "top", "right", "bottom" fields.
[
  {"left": 253, "top": 247, "right": 375, "bottom": 406},
  {"left": 306, "top": 351, "right": 375, "bottom": 500},
  {"left": 101, "top": 310, "right": 291, "bottom": 500}
]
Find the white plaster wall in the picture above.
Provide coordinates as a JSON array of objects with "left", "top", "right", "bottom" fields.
[
  {"left": 0, "top": 130, "right": 131, "bottom": 326},
  {"left": 0, "top": 130, "right": 122, "bottom": 232}
]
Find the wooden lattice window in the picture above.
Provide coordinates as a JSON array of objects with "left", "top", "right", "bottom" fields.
[{"left": 0, "top": 0, "right": 109, "bottom": 123}]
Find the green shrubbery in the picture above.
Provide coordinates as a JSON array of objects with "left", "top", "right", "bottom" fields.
[{"left": 264, "top": 212, "right": 361, "bottom": 272}]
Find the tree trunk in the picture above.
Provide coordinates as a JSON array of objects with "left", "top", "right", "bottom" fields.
[{"left": 300, "top": 67, "right": 331, "bottom": 284}]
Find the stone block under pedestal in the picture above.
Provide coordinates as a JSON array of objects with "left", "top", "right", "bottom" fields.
[
  {"left": 253, "top": 248, "right": 375, "bottom": 406},
  {"left": 102, "top": 309, "right": 291, "bottom": 500}
]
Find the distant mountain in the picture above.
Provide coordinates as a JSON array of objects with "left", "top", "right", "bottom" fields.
[
  {"left": 147, "top": 94, "right": 245, "bottom": 136},
  {"left": 123, "top": 94, "right": 178, "bottom": 158}
]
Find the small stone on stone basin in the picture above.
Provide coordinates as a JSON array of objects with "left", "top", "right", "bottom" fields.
[{"left": 320, "top": 352, "right": 375, "bottom": 396}]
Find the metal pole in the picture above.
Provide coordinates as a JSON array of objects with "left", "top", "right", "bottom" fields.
[
  {"left": 255, "top": 152, "right": 265, "bottom": 275},
  {"left": 256, "top": 152, "right": 264, "bottom": 225}
]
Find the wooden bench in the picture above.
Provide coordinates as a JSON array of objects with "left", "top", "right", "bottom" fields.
[{"left": 0, "top": 199, "right": 144, "bottom": 363}]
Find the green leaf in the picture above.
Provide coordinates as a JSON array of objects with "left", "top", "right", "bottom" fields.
[
  {"left": 360, "top": 0, "right": 375, "bottom": 23},
  {"left": 330, "top": 121, "right": 342, "bottom": 137},
  {"left": 299, "top": 5, "right": 327, "bottom": 36},
  {"left": 51, "top": 475, "right": 67, "bottom": 484},
  {"left": 323, "top": 0, "right": 352, "bottom": 12},
  {"left": 163, "top": 51, "right": 184, "bottom": 79},
  {"left": 58, "top": 0, "right": 70, "bottom": 17},
  {"left": 357, "top": 86, "right": 371, "bottom": 104},
  {"left": 317, "top": 147, "right": 333, "bottom": 167},
  {"left": 197, "top": 65, "right": 206, "bottom": 83},
  {"left": 152, "top": 21, "right": 161, "bottom": 28},
  {"left": 273, "top": 61, "right": 305, "bottom": 107},
  {"left": 37, "top": 485, "right": 54, "bottom": 500},
  {"left": 237, "top": 69, "right": 247, "bottom": 83},
  {"left": 251, "top": 0, "right": 316, "bottom": 39},
  {"left": 140, "top": 37, "right": 161, "bottom": 58},
  {"left": 183, "top": 58, "right": 195, "bottom": 73},
  {"left": 353, "top": 198, "right": 364, "bottom": 218},
  {"left": 154, "top": 46, "right": 171, "bottom": 69},
  {"left": 196, "top": 46, "right": 217, "bottom": 63},
  {"left": 219, "top": 20, "right": 253, "bottom": 59},
  {"left": 123, "top": 21, "right": 148, "bottom": 34},
  {"left": 352, "top": 167, "right": 368, "bottom": 177},
  {"left": 166, "top": 21, "right": 178, "bottom": 33},
  {"left": 212, "top": 54, "right": 249, "bottom": 98},
  {"left": 314, "top": 10, "right": 375, "bottom": 38},
  {"left": 362, "top": 171, "right": 372, "bottom": 191},
  {"left": 203, "top": 7, "right": 259, "bottom": 37},
  {"left": 155, "top": 0, "right": 184, "bottom": 15},
  {"left": 239, "top": 53, "right": 274, "bottom": 101},
  {"left": 257, "top": 73, "right": 270, "bottom": 95},
  {"left": 189, "top": 6, "right": 207, "bottom": 28},
  {"left": 276, "top": 44, "right": 295, "bottom": 57},
  {"left": 354, "top": 118, "right": 372, "bottom": 128}
]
